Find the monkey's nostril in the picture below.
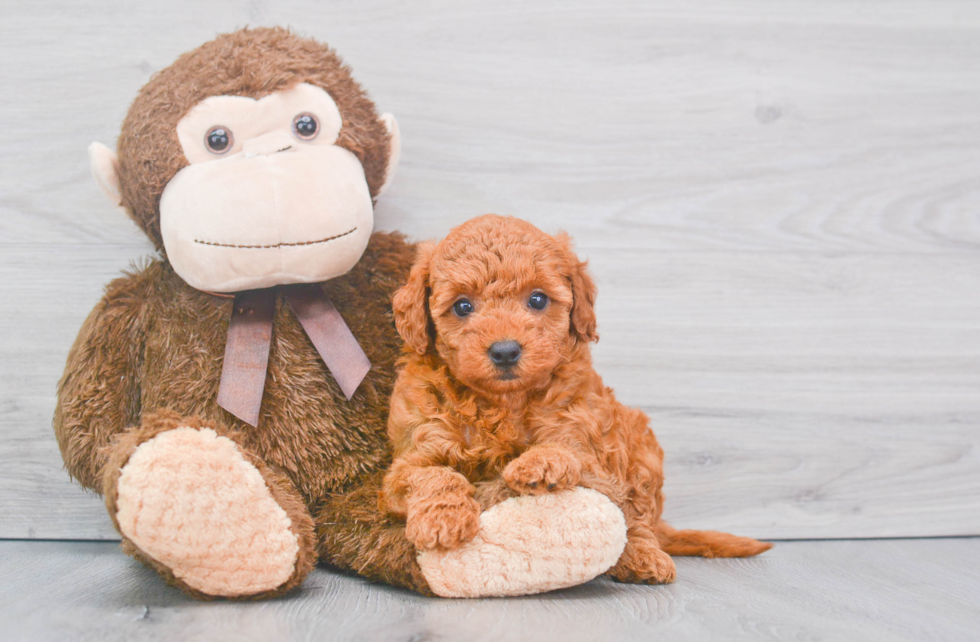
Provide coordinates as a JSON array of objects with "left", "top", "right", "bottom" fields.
[{"left": 488, "top": 340, "right": 522, "bottom": 369}]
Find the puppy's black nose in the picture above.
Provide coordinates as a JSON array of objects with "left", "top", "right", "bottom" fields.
[{"left": 488, "top": 340, "right": 522, "bottom": 369}]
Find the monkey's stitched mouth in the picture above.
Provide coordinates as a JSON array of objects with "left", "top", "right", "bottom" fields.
[
  {"left": 241, "top": 145, "right": 293, "bottom": 159},
  {"left": 193, "top": 227, "right": 358, "bottom": 249}
]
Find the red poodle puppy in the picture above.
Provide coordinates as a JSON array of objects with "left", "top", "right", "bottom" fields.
[{"left": 381, "top": 214, "right": 770, "bottom": 584}]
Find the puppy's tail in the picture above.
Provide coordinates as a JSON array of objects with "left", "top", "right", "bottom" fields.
[{"left": 655, "top": 522, "right": 773, "bottom": 558}]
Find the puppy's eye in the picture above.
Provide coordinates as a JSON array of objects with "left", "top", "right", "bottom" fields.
[
  {"left": 205, "top": 126, "right": 233, "bottom": 154},
  {"left": 452, "top": 299, "right": 474, "bottom": 317},
  {"left": 528, "top": 292, "right": 549, "bottom": 311}
]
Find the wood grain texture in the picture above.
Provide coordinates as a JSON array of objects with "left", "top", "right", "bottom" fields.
[
  {"left": 1, "top": 539, "right": 978, "bottom": 641},
  {"left": 1, "top": 0, "right": 979, "bottom": 539}
]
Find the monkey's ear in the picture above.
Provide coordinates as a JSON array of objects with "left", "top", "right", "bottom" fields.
[
  {"left": 393, "top": 241, "right": 436, "bottom": 355},
  {"left": 377, "top": 113, "right": 401, "bottom": 197},
  {"left": 88, "top": 142, "right": 123, "bottom": 207},
  {"left": 555, "top": 232, "right": 599, "bottom": 344}
]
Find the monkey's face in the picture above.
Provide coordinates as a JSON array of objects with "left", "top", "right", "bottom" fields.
[{"left": 159, "top": 83, "right": 376, "bottom": 292}]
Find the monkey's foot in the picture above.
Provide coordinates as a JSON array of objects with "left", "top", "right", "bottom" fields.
[
  {"left": 417, "top": 487, "right": 627, "bottom": 598},
  {"left": 108, "top": 419, "right": 315, "bottom": 598}
]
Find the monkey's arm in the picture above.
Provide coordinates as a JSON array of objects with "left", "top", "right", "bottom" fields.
[{"left": 54, "top": 272, "right": 147, "bottom": 491}]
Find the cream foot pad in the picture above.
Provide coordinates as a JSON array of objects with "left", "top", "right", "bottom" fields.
[
  {"left": 418, "top": 487, "right": 627, "bottom": 598},
  {"left": 115, "top": 427, "right": 300, "bottom": 597}
]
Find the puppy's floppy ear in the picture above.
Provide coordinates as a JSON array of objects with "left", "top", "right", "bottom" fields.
[
  {"left": 555, "top": 232, "right": 599, "bottom": 343},
  {"left": 393, "top": 241, "right": 437, "bottom": 354}
]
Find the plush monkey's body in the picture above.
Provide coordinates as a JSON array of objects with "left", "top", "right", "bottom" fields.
[{"left": 55, "top": 232, "right": 434, "bottom": 596}]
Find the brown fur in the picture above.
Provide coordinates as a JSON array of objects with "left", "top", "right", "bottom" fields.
[
  {"left": 115, "top": 26, "right": 391, "bottom": 250},
  {"left": 381, "top": 215, "right": 772, "bottom": 583},
  {"left": 53, "top": 29, "right": 431, "bottom": 598},
  {"left": 55, "top": 231, "right": 432, "bottom": 595}
]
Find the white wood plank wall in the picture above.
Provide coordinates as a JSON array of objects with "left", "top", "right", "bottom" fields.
[{"left": 1, "top": 0, "right": 978, "bottom": 540}]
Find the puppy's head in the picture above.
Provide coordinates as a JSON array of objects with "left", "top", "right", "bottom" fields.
[{"left": 393, "top": 215, "right": 598, "bottom": 395}]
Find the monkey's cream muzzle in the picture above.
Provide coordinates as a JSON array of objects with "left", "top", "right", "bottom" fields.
[
  {"left": 160, "top": 143, "right": 373, "bottom": 293},
  {"left": 153, "top": 82, "right": 389, "bottom": 293}
]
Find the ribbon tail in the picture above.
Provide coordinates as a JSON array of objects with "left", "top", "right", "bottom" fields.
[
  {"left": 216, "top": 289, "right": 276, "bottom": 427},
  {"left": 284, "top": 284, "right": 371, "bottom": 400}
]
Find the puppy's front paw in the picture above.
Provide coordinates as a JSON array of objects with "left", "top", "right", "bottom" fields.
[
  {"left": 406, "top": 495, "right": 481, "bottom": 550},
  {"left": 503, "top": 446, "right": 582, "bottom": 495}
]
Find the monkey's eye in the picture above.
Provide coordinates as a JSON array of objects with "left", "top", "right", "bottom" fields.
[
  {"left": 292, "top": 113, "right": 319, "bottom": 140},
  {"left": 204, "top": 126, "right": 233, "bottom": 154},
  {"left": 528, "top": 292, "right": 549, "bottom": 311},
  {"left": 452, "top": 299, "right": 474, "bottom": 318}
]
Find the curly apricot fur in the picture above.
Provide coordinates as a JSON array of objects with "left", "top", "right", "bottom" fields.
[{"left": 381, "top": 215, "right": 772, "bottom": 574}]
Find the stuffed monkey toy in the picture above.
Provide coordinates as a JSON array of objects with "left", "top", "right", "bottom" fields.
[{"left": 54, "top": 27, "right": 628, "bottom": 599}]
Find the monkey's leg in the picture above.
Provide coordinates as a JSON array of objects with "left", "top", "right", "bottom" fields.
[
  {"left": 315, "top": 471, "right": 436, "bottom": 595},
  {"left": 318, "top": 476, "right": 629, "bottom": 598},
  {"left": 102, "top": 410, "right": 317, "bottom": 599}
]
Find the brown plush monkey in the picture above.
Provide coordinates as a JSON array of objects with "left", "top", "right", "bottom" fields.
[{"left": 55, "top": 27, "right": 628, "bottom": 600}]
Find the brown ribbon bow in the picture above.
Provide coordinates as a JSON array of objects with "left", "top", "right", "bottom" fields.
[{"left": 216, "top": 283, "right": 371, "bottom": 427}]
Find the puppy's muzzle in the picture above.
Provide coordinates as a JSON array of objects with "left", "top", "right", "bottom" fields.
[{"left": 488, "top": 340, "right": 522, "bottom": 370}]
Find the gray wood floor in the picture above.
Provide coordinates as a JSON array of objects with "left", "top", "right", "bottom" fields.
[{"left": 2, "top": 538, "right": 978, "bottom": 642}]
